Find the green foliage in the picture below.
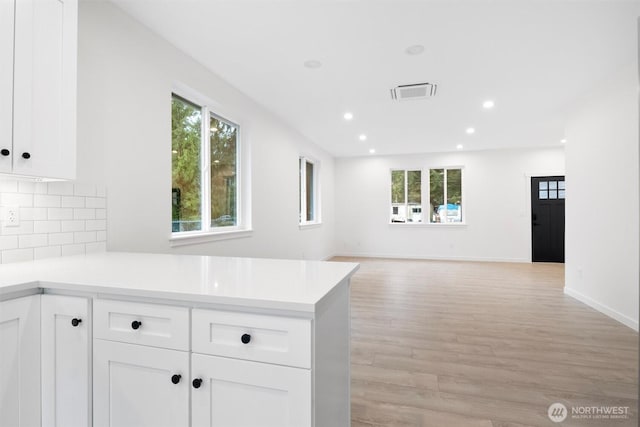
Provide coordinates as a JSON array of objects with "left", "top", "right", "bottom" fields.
[
  {"left": 407, "top": 170, "right": 421, "bottom": 204},
  {"left": 391, "top": 170, "right": 405, "bottom": 203},
  {"left": 171, "top": 96, "right": 201, "bottom": 227},
  {"left": 210, "top": 116, "right": 237, "bottom": 224}
]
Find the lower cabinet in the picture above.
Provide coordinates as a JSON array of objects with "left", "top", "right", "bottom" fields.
[
  {"left": 41, "top": 294, "right": 90, "bottom": 427},
  {"left": 0, "top": 295, "right": 41, "bottom": 427},
  {"left": 93, "top": 340, "right": 190, "bottom": 427},
  {"left": 191, "top": 353, "right": 311, "bottom": 427}
]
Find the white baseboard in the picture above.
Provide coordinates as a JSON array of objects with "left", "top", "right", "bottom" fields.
[
  {"left": 564, "top": 287, "right": 639, "bottom": 331},
  {"left": 330, "top": 252, "right": 530, "bottom": 263}
]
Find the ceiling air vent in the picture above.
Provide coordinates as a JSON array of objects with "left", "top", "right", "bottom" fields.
[{"left": 390, "top": 82, "right": 437, "bottom": 101}]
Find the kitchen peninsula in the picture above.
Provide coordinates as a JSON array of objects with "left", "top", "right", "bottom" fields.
[{"left": 0, "top": 252, "right": 359, "bottom": 427}]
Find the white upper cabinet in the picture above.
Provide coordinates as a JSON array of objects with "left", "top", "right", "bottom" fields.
[
  {"left": 2, "top": 0, "right": 77, "bottom": 179},
  {"left": 0, "top": 0, "right": 14, "bottom": 174}
]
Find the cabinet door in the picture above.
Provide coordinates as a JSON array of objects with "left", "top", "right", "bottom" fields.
[
  {"left": 41, "top": 295, "right": 90, "bottom": 427},
  {"left": 93, "top": 340, "right": 189, "bottom": 427},
  {"left": 0, "top": 0, "right": 13, "bottom": 173},
  {"left": 0, "top": 295, "right": 41, "bottom": 427},
  {"left": 192, "top": 353, "right": 311, "bottom": 427},
  {"left": 12, "top": 0, "right": 77, "bottom": 179}
]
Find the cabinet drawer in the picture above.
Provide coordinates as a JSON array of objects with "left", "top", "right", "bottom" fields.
[
  {"left": 94, "top": 299, "right": 189, "bottom": 351},
  {"left": 192, "top": 310, "right": 311, "bottom": 369}
]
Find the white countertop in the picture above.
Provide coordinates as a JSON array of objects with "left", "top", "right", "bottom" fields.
[{"left": 0, "top": 252, "right": 359, "bottom": 313}]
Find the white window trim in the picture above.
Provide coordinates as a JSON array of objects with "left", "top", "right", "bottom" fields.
[
  {"left": 389, "top": 166, "right": 466, "bottom": 226},
  {"left": 170, "top": 84, "right": 252, "bottom": 245},
  {"left": 299, "top": 155, "right": 322, "bottom": 227}
]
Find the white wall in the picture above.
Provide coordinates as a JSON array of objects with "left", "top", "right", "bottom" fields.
[
  {"left": 76, "top": 1, "right": 335, "bottom": 260},
  {"left": 334, "top": 147, "right": 565, "bottom": 262},
  {"left": 564, "top": 63, "right": 639, "bottom": 331}
]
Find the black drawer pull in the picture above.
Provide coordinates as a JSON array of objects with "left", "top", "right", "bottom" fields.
[
  {"left": 241, "top": 333, "right": 251, "bottom": 344},
  {"left": 131, "top": 320, "right": 142, "bottom": 330}
]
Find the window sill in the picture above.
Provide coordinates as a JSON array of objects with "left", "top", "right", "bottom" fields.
[
  {"left": 170, "top": 228, "right": 253, "bottom": 247},
  {"left": 299, "top": 222, "right": 322, "bottom": 230},
  {"left": 389, "top": 222, "right": 467, "bottom": 227}
]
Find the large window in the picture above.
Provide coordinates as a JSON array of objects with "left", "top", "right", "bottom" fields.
[
  {"left": 390, "top": 167, "right": 463, "bottom": 224},
  {"left": 299, "top": 157, "right": 320, "bottom": 225},
  {"left": 171, "top": 93, "right": 242, "bottom": 235}
]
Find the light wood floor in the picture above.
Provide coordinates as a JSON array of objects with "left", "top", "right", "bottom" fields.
[{"left": 332, "top": 257, "right": 638, "bottom": 427}]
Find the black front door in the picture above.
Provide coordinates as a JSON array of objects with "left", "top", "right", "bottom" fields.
[{"left": 531, "top": 176, "right": 565, "bottom": 263}]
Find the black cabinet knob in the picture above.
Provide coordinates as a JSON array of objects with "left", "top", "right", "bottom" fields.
[
  {"left": 171, "top": 374, "right": 181, "bottom": 384},
  {"left": 131, "top": 320, "right": 142, "bottom": 330},
  {"left": 192, "top": 378, "right": 202, "bottom": 389},
  {"left": 241, "top": 333, "right": 251, "bottom": 344},
  {"left": 21, "top": 152, "right": 30, "bottom": 159},
  {"left": 71, "top": 318, "right": 82, "bottom": 327},
  {"left": 0, "top": 149, "right": 9, "bottom": 156}
]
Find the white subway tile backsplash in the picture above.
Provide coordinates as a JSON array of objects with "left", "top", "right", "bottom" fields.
[
  {"left": 34, "top": 220, "right": 62, "bottom": 234},
  {"left": 20, "top": 207, "right": 48, "bottom": 220},
  {"left": 1, "top": 180, "right": 108, "bottom": 264},
  {"left": 1, "top": 221, "right": 34, "bottom": 235},
  {"left": 86, "top": 220, "right": 106, "bottom": 231},
  {"left": 62, "top": 244, "right": 85, "bottom": 257},
  {"left": 62, "top": 196, "right": 85, "bottom": 208},
  {"left": 34, "top": 194, "right": 61, "bottom": 208},
  {"left": 49, "top": 232, "right": 74, "bottom": 246},
  {"left": 74, "top": 208, "right": 95, "bottom": 220},
  {"left": 48, "top": 208, "right": 74, "bottom": 220},
  {"left": 0, "top": 236, "right": 18, "bottom": 250},
  {"left": 74, "top": 231, "right": 96, "bottom": 244},
  {"left": 74, "top": 184, "right": 96, "bottom": 197},
  {"left": 48, "top": 182, "right": 74, "bottom": 196},
  {"left": 85, "top": 197, "right": 105, "bottom": 209},
  {"left": 0, "top": 179, "right": 18, "bottom": 193},
  {"left": 2, "top": 248, "right": 34, "bottom": 263},
  {"left": 18, "top": 181, "right": 36, "bottom": 194},
  {"left": 1, "top": 193, "right": 33, "bottom": 207},
  {"left": 35, "top": 245, "right": 61, "bottom": 260},
  {"left": 61, "top": 220, "right": 85, "bottom": 232},
  {"left": 19, "top": 234, "right": 48, "bottom": 248}
]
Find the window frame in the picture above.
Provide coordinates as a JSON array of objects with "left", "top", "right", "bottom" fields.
[
  {"left": 170, "top": 85, "right": 251, "bottom": 246},
  {"left": 299, "top": 155, "right": 321, "bottom": 228},
  {"left": 389, "top": 166, "right": 466, "bottom": 226}
]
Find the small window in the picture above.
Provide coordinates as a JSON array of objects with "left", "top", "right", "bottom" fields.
[
  {"left": 299, "top": 157, "right": 320, "bottom": 225},
  {"left": 171, "top": 93, "right": 244, "bottom": 236},
  {"left": 429, "top": 168, "right": 462, "bottom": 223},
  {"left": 390, "top": 170, "right": 423, "bottom": 223}
]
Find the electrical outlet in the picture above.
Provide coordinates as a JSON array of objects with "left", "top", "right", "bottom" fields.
[{"left": 4, "top": 206, "right": 19, "bottom": 227}]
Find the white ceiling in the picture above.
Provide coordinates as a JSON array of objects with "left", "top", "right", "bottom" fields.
[{"left": 109, "top": 0, "right": 639, "bottom": 157}]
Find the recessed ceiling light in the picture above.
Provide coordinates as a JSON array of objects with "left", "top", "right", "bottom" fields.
[
  {"left": 456, "top": 144, "right": 463, "bottom": 150},
  {"left": 560, "top": 139, "right": 567, "bottom": 144},
  {"left": 405, "top": 45, "right": 425, "bottom": 55},
  {"left": 303, "top": 60, "right": 322, "bottom": 69},
  {"left": 343, "top": 112, "right": 353, "bottom": 121},
  {"left": 369, "top": 148, "right": 376, "bottom": 154},
  {"left": 466, "top": 127, "right": 475, "bottom": 134},
  {"left": 482, "top": 100, "right": 495, "bottom": 109},
  {"left": 359, "top": 134, "right": 367, "bottom": 141}
]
